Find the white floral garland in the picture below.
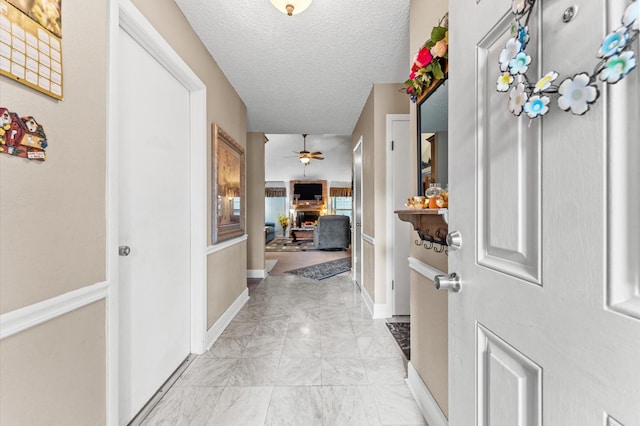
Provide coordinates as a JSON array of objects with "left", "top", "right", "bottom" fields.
[{"left": 498, "top": 0, "right": 639, "bottom": 118}]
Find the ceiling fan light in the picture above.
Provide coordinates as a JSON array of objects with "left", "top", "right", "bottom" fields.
[
  {"left": 270, "top": 0, "right": 313, "bottom": 16},
  {"left": 300, "top": 157, "right": 311, "bottom": 164}
]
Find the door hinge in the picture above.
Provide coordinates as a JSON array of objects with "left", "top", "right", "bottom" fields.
[
  {"left": 391, "top": 140, "right": 395, "bottom": 150},
  {"left": 392, "top": 280, "right": 395, "bottom": 290}
]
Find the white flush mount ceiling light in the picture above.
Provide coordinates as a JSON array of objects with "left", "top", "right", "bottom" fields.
[{"left": 270, "top": 0, "right": 313, "bottom": 16}]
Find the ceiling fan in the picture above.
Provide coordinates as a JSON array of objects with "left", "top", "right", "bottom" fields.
[{"left": 294, "top": 134, "right": 324, "bottom": 164}]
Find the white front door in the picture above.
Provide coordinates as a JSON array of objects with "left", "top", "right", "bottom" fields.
[
  {"left": 388, "top": 115, "right": 411, "bottom": 315},
  {"left": 117, "top": 27, "right": 191, "bottom": 423},
  {"left": 449, "top": 0, "right": 640, "bottom": 424}
]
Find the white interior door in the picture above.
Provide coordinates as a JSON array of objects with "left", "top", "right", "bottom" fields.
[
  {"left": 353, "top": 139, "right": 363, "bottom": 287},
  {"left": 448, "top": 0, "right": 640, "bottom": 425},
  {"left": 118, "top": 27, "right": 191, "bottom": 423},
  {"left": 388, "top": 115, "right": 411, "bottom": 315}
]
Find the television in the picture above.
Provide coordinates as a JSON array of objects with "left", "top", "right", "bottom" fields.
[{"left": 293, "top": 183, "right": 323, "bottom": 201}]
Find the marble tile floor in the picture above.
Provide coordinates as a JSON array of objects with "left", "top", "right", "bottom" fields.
[{"left": 141, "top": 274, "right": 427, "bottom": 426}]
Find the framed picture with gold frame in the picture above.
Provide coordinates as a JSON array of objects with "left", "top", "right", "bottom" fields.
[{"left": 212, "top": 124, "right": 245, "bottom": 243}]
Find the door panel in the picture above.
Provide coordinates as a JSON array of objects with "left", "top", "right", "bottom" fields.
[
  {"left": 607, "top": 0, "right": 640, "bottom": 320},
  {"left": 118, "top": 28, "right": 191, "bottom": 423},
  {"left": 391, "top": 116, "right": 411, "bottom": 315},
  {"left": 476, "top": 11, "right": 541, "bottom": 284},
  {"left": 449, "top": 0, "right": 640, "bottom": 424},
  {"left": 477, "top": 324, "right": 541, "bottom": 426}
]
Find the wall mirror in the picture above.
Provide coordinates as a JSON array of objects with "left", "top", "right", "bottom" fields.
[{"left": 417, "top": 80, "right": 448, "bottom": 195}]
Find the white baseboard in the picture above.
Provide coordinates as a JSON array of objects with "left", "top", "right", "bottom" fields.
[
  {"left": 406, "top": 362, "right": 448, "bottom": 426},
  {"left": 204, "top": 288, "right": 249, "bottom": 350},
  {"left": 360, "top": 286, "right": 390, "bottom": 319},
  {"left": 0, "top": 281, "right": 109, "bottom": 340},
  {"left": 247, "top": 269, "right": 266, "bottom": 279}
]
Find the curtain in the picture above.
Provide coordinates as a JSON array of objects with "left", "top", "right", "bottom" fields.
[
  {"left": 330, "top": 187, "right": 352, "bottom": 197},
  {"left": 265, "top": 187, "right": 286, "bottom": 197}
]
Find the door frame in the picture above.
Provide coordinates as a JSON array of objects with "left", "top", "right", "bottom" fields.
[
  {"left": 352, "top": 137, "right": 363, "bottom": 288},
  {"left": 385, "top": 114, "right": 410, "bottom": 316},
  {"left": 106, "top": 0, "right": 207, "bottom": 422}
]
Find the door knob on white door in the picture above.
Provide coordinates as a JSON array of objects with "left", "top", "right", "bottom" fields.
[
  {"left": 119, "top": 246, "right": 131, "bottom": 256},
  {"left": 434, "top": 273, "right": 461, "bottom": 292}
]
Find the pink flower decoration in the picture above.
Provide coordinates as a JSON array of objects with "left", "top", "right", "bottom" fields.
[{"left": 415, "top": 47, "right": 433, "bottom": 68}]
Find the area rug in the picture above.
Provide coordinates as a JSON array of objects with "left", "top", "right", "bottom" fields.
[
  {"left": 386, "top": 322, "right": 410, "bottom": 360},
  {"left": 265, "top": 238, "right": 318, "bottom": 252},
  {"left": 284, "top": 257, "right": 351, "bottom": 280}
]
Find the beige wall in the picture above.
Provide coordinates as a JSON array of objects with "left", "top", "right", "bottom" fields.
[
  {"left": 409, "top": 0, "right": 450, "bottom": 417},
  {"left": 131, "top": 0, "right": 249, "bottom": 329},
  {"left": 1, "top": 0, "right": 248, "bottom": 423},
  {"left": 246, "top": 132, "right": 266, "bottom": 272},
  {"left": 207, "top": 242, "right": 247, "bottom": 328},
  {"left": 0, "top": 301, "right": 106, "bottom": 425},
  {"left": 410, "top": 231, "right": 448, "bottom": 416},
  {"left": 0, "top": 1, "right": 109, "bottom": 424},
  {"left": 351, "top": 84, "right": 408, "bottom": 305},
  {"left": 0, "top": 0, "right": 108, "bottom": 314}
]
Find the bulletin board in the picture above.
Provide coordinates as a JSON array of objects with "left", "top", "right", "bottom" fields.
[{"left": 0, "top": 0, "right": 63, "bottom": 100}]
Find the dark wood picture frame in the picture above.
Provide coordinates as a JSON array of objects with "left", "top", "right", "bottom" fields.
[{"left": 213, "top": 124, "right": 245, "bottom": 243}]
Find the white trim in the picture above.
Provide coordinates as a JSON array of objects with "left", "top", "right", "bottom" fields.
[
  {"left": 0, "top": 281, "right": 109, "bottom": 340},
  {"left": 247, "top": 269, "right": 266, "bottom": 279},
  {"left": 108, "top": 0, "right": 208, "bottom": 422},
  {"left": 361, "top": 285, "right": 375, "bottom": 315},
  {"left": 362, "top": 233, "right": 375, "bottom": 245},
  {"left": 360, "top": 286, "right": 391, "bottom": 319},
  {"left": 204, "top": 288, "right": 249, "bottom": 350},
  {"left": 408, "top": 256, "right": 446, "bottom": 281},
  {"left": 206, "top": 234, "right": 249, "bottom": 255},
  {"left": 352, "top": 137, "right": 364, "bottom": 292},
  {"left": 386, "top": 114, "right": 410, "bottom": 317},
  {"left": 406, "top": 362, "right": 449, "bottom": 426}
]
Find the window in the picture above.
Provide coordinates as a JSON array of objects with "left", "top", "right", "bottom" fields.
[{"left": 331, "top": 196, "right": 352, "bottom": 221}]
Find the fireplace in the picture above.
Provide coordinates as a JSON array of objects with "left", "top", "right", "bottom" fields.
[{"left": 296, "top": 211, "right": 319, "bottom": 226}]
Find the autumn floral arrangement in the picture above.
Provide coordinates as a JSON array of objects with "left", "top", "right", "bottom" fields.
[{"left": 403, "top": 14, "right": 449, "bottom": 103}]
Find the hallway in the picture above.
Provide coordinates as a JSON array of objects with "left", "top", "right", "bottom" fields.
[{"left": 140, "top": 274, "right": 426, "bottom": 425}]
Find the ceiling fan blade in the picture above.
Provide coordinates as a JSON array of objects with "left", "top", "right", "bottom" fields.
[
  {"left": 312, "top": 156, "right": 324, "bottom": 160},
  {"left": 309, "top": 151, "right": 322, "bottom": 156}
]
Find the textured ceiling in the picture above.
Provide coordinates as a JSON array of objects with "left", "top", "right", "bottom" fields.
[
  {"left": 174, "top": 0, "right": 410, "bottom": 135},
  {"left": 264, "top": 134, "right": 353, "bottom": 182}
]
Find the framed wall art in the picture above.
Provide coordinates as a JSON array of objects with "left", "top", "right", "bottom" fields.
[{"left": 212, "top": 123, "right": 245, "bottom": 243}]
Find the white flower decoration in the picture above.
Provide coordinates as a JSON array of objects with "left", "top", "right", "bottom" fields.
[
  {"left": 534, "top": 71, "right": 559, "bottom": 93},
  {"left": 523, "top": 95, "right": 550, "bottom": 118},
  {"left": 499, "top": 38, "right": 522, "bottom": 72},
  {"left": 599, "top": 51, "right": 637, "bottom": 83},
  {"left": 497, "top": 73, "right": 514, "bottom": 92},
  {"left": 509, "top": 83, "right": 528, "bottom": 116},
  {"left": 558, "top": 73, "right": 599, "bottom": 115},
  {"left": 512, "top": 0, "right": 531, "bottom": 15},
  {"left": 598, "top": 27, "right": 629, "bottom": 58},
  {"left": 509, "top": 52, "right": 532, "bottom": 75},
  {"left": 623, "top": 1, "right": 639, "bottom": 30}
]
